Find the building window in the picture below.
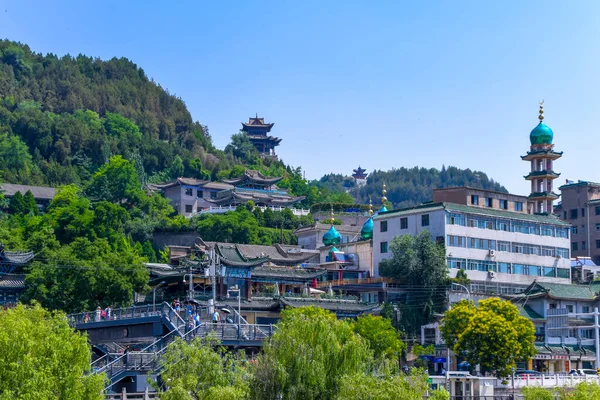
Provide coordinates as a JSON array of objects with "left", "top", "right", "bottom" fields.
[
  {"left": 210, "top": 191, "right": 217, "bottom": 199},
  {"left": 582, "top": 208, "right": 586, "bottom": 217},
  {"left": 596, "top": 206, "right": 600, "bottom": 216},
  {"left": 197, "top": 207, "right": 202, "bottom": 213},
  {"left": 515, "top": 202, "right": 523, "bottom": 212},
  {"left": 583, "top": 306, "right": 590, "bottom": 314},
  {"left": 572, "top": 226, "right": 578, "bottom": 235},
  {"left": 571, "top": 209, "right": 578, "bottom": 219},
  {"left": 471, "top": 195, "right": 479, "bottom": 205},
  {"left": 447, "top": 235, "right": 466, "bottom": 247},
  {"left": 498, "top": 262, "right": 510, "bottom": 273},
  {"left": 185, "top": 188, "right": 193, "bottom": 196},
  {"left": 421, "top": 214, "right": 429, "bottom": 227},
  {"left": 380, "top": 242, "right": 388, "bottom": 253},
  {"left": 549, "top": 304, "right": 557, "bottom": 309},
  {"left": 400, "top": 217, "right": 408, "bottom": 229},
  {"left": 596, "top": 240, "right": 600, "bottom": 249},
  {"left": 596, "top": 223, "right": 600, "bottom": 231},
  {"left": 497, "top": 241, "right": 510, "bottom": 252},
  {"left": 447, "top": 258, "right": 466, "bottom": 269},
  {"left": 185, "top": 204, "right": 193, "bottom": 213},
  {"left": 197, "top": 190, "right": 203, "bottom": 198},
  {"left": 567, "top": 305, "right": 574, "bottom": 313},
  {"left": 556, "top": 248, "right": 570, "bottom": 258},
  {"left": 499, "top": 199, "right": 508, "bottom": 210},
  {"left": 485, "top": 197, "right": 493, "bottom": 207},
  {"left": 572, "top": 242, "right": 578, "bottom": 251},
  {"left": 564, "top": 211, "right": 567, "bottom": 219},
  {"left": 582, "top": 241, "right": 587, "bottom": 251},
  {"left": 557, "top": 268, "right": 570, "bottom": 278},
  {"left": 380, "top": 221, "right": 388, "bottom": 232}
]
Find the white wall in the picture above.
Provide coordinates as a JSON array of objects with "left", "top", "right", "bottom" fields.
[{"left": 373, "top": 207, "right": 571, "bottom": 284}]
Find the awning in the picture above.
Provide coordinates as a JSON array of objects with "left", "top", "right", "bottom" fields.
[{"left": 432, "top": 358, "right": 447, "bottom": 363}]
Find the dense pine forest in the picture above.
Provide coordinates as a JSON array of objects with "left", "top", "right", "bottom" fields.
[{"left": 318, "top": 166, "right": 506, "bottom": 209}]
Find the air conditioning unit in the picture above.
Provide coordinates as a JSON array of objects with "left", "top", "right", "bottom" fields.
[
  {"left": 488, "top": 271, "right": 496, "bottom": 279},
  {"left": 488, "top": 249, "right": 496, "bottom": 257}
]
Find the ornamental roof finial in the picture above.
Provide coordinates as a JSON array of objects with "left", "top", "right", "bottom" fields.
[
  {"left": 368, "top": 197, "right": 373, "bottom": 217},
  {"left": 382, "top": 183, "right": 387, "bottom": 204},
  {"left": 330, "top": 205, "right": 335, "bottom": 225},
  {"left": 539, "top": 100, "right": 544, "bottom": 122}
]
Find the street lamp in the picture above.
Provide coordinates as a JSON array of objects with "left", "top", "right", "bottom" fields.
[
  {"left": 227, "top": 285, "right": 241, "bottom": 337},
  {"left": 445, "top": 283, "right": 471, "bottom": 378},
  {"left": 153, "top": 281, "right": 167, "bottom": 313}
]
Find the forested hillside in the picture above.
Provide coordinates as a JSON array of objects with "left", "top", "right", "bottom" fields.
[{"left": 317, "top": 166, "right": 506, "bottom": 209}]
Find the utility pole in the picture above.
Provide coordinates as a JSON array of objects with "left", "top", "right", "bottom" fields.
[
  {"left": 595, "top": 307, "right": 600, "bottom": 369},
  {"left": 188, "top": 262, "right": 194, "bottom": 301}
]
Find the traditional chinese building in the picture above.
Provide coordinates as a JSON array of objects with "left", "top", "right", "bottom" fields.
[
  {"left": 352, "top": 166, "right": 368, "bottom": 187},
  {"left": 0, "top": 244, "right": 35, "bottom": 306},
  {"left": 522, "top": 102, "right": 562, "bottom": 214},
  {"left": 242, "top": 115, "right": 282, "bottom": 159},
  {"left": 210, "top": 170, "right": 306, "bottom": 209}
]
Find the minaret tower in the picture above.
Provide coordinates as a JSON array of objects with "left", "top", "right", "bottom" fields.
[{"left": 521, "top": 102, "right": 563, "bottom": 214}]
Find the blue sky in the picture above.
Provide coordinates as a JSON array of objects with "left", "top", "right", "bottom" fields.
[{"left": 2, "top": 1, "right": 599, "bottom": 195}]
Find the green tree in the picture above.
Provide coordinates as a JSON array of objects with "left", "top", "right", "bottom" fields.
[
  {"left": 225, "top": 133, "right": 260, "bottom": 164},
  {"left": 0, "top": 303, "right": 105, "bottom": 399},
  {"left": 336, "top": 370, "right": 449, "bottom": 400},
  {"left": 8, "top": 191, "right": 25, "bottom": 214},
  {"left": 379, "top": 230, "right": 449, "bottom": 336},
  {"left": 22, "top": 190, "right": 39, "bottom": 215},
  {"left": 440, "top": 298, "right": 536, "bottom": 378},
  {"left": 86, "top": 156, "right": 142, "bottom": 206},
  {"left": 23, "top": 237, "right": 149, "bottom": 312},
  {"left": 352, "top": 314, "right": 406, "bottom": 360},
  {"left": 156, "top": 335, "right": 249, "bottom": 400},
  {"left": 250, "top": 307, "right": 373, "bottom": 400},
  {"left": 142, "top": 240, "right": 157, "bottom": 262}
]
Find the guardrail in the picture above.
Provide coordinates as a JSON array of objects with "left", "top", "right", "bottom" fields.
[
  {"left": 69, "top": 302, "right": 186, "bottom": 329},
  {"left": 316, "top": 277, "right": 391, "bottom": 288},
  {"left": 497, "top": 374, "right": 600, "bottom": 388},
  {"left": 196, "top": 205, "right": 310, "bottom": 216}
]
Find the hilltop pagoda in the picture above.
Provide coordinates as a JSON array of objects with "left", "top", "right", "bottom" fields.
[
  {"left": 242, "top": 115, "right": 282, "bottom": 159},
  {"left": 352, "top": 166, "right": 368, "bottom": 186}
]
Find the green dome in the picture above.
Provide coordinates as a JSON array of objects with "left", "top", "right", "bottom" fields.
[
  {"left": 360, "top": 217, "right": 373, "bottom": 240},
  {"left": 323, "top": 226, "right": 341, "bottom": 246},
  {"left": 530, "top": 121, "right": 554, "bottom": 145}
]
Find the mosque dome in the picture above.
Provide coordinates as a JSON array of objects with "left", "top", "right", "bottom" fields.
[
  {"left": 378, "top": 205, "right": 388, "bottom": 214},
  {"left": 530, "top": 122, "right": 554, "bottom": 145},
  {"left": 530, "top": 102, "right": 553, "bottom": 145},
  {"left": 360, "top": 217, "right": 374, "bottom": 240},
  {"left": 323, "top": 225, "right": 341, "bottom": 246}
]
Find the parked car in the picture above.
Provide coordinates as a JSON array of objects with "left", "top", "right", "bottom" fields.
[
  {"left": 514, "top": 369, "right": 542, "bottom": 378},
  {"left": 569, "top": 369, "right": 598, "bottom": 376}
]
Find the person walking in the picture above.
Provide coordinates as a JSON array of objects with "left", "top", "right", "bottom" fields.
[{"left": 94, "top": 306, "right": 102, "bottom": 322}]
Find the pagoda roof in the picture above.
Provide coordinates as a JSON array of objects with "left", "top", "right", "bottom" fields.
[
  {"left": 280, "top": 297, "right": 379, "bottom": 313},
  {"left": 247, "top": 135, "right": 282, "bottom": 145},
  {"left": 148, "top": 178, "right": 233, "bottom": 191},
  {"left": 208, "top": 190, "right": 305, "bottom": 207},
  {"left": 223, "top": 170, "right": 283, "bottom": 186},
  {"left": 0, "top": 273, "right": 26, "bottom": 290},
  {"left": 194, "top": 239, "right": 317, "bottom": 267},
  {"left": 242, "top": 116, "right": 275, "bottom": 131},
  {"left": 214, "top": 243, "right": 270, "bottom": 268},
  {"left": 1, "top": 184, "right": 56, "bottom": 201},
  {"left": 524, "top": 170, "right": 561, "bottom": 180},
  {"left": 521, "top": 149, "right": 563, "bottom": 161},
  {"left": 252, "top": 265, "right": 327, "bottom": 282},
  {"left": 528, "top": 191, "right": 560, "bottom": 200},
  {"left": 507, "top": 281, "right": 600, "bottom": 302}
]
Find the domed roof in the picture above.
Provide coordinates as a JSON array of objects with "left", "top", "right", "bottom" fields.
[
  {"left": 360, "top": 217, "right": 373, "bottom": 240},
  {"left": 329, "top": 246, "right": 339, "bottom": 254},
  {"left": 323, "top": 225, "right": 341, "bottom": 246},
  {"left": 530, "top": 121, "right": 554, "bottom": 145},
  {"left": 378, "top": 205, "right": 388, "bottom": 214}
]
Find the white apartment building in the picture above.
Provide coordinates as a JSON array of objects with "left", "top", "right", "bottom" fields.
[{"left": 373, "top": 199, "right": 571, "bottom": 286}]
